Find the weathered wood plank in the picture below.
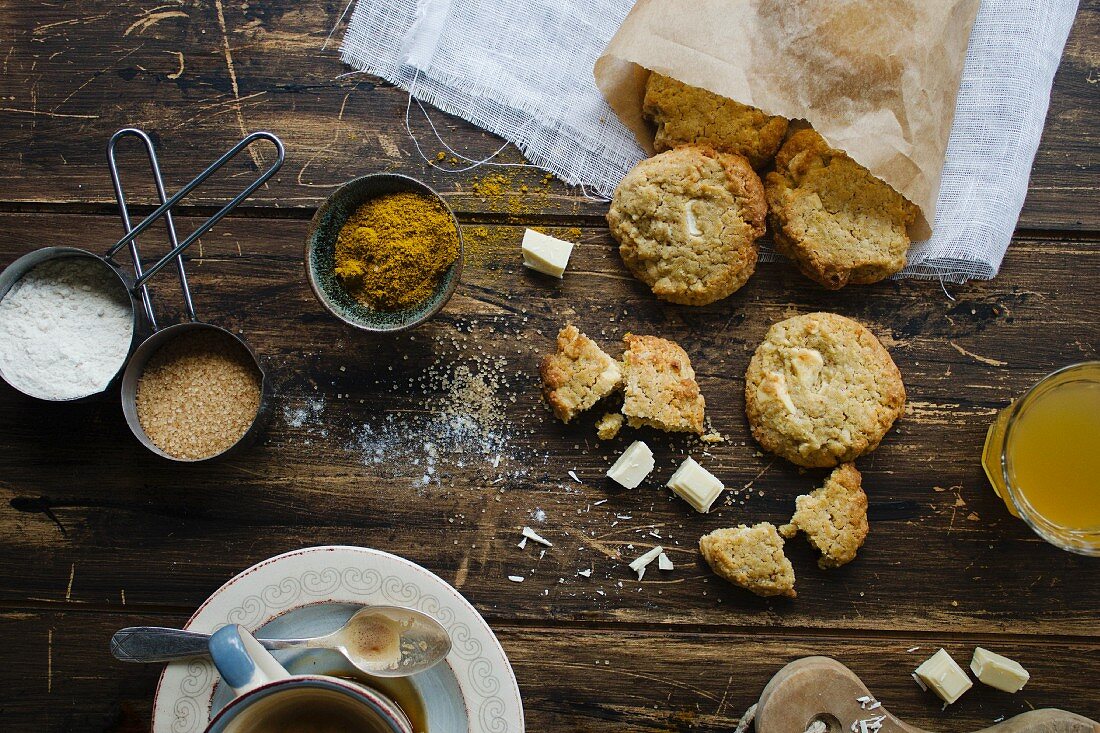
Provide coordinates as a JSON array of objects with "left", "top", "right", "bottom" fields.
[
  {"left": 1021, "top": 5, "right": 1100, "bottom": 228},
  {"left": 0, "top": 213, "right": 1096, "bottom": 636},
  {"left": 0, "top": 609, "right": 1095, "bottom": 732},
  {"left": 0, "top": 0, "right": 1096, "bottom": 230}
]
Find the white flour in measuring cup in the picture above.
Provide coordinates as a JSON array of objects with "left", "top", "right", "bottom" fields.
[{"left": 0, "top": 258, "right": 134, "bottom": 400}]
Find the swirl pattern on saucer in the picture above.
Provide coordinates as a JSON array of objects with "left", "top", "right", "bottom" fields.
[{"left": 154, "top": 547, "right": 522, "bottom": 733}]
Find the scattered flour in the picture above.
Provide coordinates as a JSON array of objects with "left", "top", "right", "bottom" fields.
[{"left": 0, "top": 257, "right": 133, "bottom": 400}]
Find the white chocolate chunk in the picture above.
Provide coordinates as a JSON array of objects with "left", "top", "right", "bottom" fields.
[
  {"left": 761, "top": 371, "right": 798, "bottom": 414},
  {"left": 606, "top": 440, "right": 654, "bottom": 489},
  {"left": 521, "top": 526, "right": 552, "bottom": 547},
  {"left": 666, "top": 456, "right": 724, "bottom": 513},
  {"left": 685, "top": 201, "right": 703, "bottom": 237},
  {"left": 521, "top": 229, "right": 574, "bottom": 278},
  {"left": 971, "top": 648, "right": 1029, "bottom": 693},
  {"left": 657, "top": 552, "right": 674, "bottom": 571},
  {"left": 914, "top": 648, "right": 972, "bottom": 704},
  {"left": 628, "top": 546, "right": 663, "bottom": 580},
  {"left": 789, "top": 347, "right": 824, "bottom": 387}
]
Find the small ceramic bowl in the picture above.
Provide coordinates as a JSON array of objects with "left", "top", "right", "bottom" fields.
[{"left": 305, "top": 174, "right": 463, "bottom": 333}]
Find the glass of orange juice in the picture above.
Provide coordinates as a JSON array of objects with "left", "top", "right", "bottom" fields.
[{"left": 982, "top": 361, "right": 1100, "bottom": 556}]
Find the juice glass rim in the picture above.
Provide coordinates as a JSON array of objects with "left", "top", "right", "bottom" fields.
[{"left": 1001, "top": 360, "right": 1100, "bottom": 556}]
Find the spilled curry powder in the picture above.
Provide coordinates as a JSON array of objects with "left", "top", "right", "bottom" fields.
[{"left": 334, "top": 192, "right": 459, "bottom": 311}]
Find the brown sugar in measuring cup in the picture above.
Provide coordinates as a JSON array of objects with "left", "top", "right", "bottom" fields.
[
  {"left": 103, "top": 128, "right": 281, "bottom": 462},
  {"left": 123, "top": 324, "right": 265, "bottom": 461}
]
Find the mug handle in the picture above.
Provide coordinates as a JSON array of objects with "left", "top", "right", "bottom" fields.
[{"left": 208, "top": 624, "right": 292, "bottom": 696}]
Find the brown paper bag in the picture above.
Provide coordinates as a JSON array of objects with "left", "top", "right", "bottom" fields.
[{"left": 594, "top": 0, "right": 980, "bottom": 238}]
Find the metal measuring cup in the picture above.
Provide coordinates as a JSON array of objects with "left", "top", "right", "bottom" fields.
[
  {"left": 105, "top": 129, "right": 284, "bottom": 462},
  {"left": 0, "top": 130, "right": 283, "bottom": 405}
]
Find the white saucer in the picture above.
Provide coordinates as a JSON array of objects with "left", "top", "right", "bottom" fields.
[{"left": 151, "top": 546, "right": 524, "bottom": 732}]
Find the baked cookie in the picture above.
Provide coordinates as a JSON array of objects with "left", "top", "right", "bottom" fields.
[
  {"left": 621, "top": 333, "right": 705, "bottom": 434},
  {"left": 595, "top": 412, "right": 623, "bottom": 440},
  {"left": 643, "top": 73, "right": 788, "bottom": 169},
  {"left": 699, "top": 523, "right": 796, "bottom": 598},
  {"left": 540, "top": 325, "right": 622, "bottom": 423},
  {"left": 765, "top": 128, "right": 921, "bottom": 289},
  {"left": 780, "top": 463, "right": 869, "bottom": 569},
  {"left": 608, "top": 147, "right": 766, "bottom": 306},
  {"left": 745, "top": 312, "right": 905, "bottom": 468}
]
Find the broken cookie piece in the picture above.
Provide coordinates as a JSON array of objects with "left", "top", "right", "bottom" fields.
[
  {"left": 540, "top": 325, "right": 623, "bottom": 423},
  {"left": 595, "top": 412, "right": 623, "bottom": 440},
  {"left": 699, "top": 523, "right": 796, "bottom": 598},
  {"left": 780, "top": 463, "right": 868, "bottom": 569},
  {"left": 621, "top": 333, "right": 705, "bottom": 434},
  {"left": 765, "top": 128, "right": 920, "bottom": 288}
]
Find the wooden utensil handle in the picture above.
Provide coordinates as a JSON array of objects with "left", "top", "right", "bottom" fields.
[{"left": 754, "top": 657, "right": 1098, "bottom": 733}]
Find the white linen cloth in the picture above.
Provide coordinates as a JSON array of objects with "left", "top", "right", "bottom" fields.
[{"left": 342, "top": 0, "right": 1079, "bottom": 283}]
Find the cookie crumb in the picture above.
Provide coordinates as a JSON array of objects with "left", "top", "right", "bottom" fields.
[{"left": 596, "top": 412, "right": 624, "bottom": 440}]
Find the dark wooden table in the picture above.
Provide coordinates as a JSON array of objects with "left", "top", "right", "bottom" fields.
[{"left": 0, "top": 2, "right": 1097, "bottom": 731}]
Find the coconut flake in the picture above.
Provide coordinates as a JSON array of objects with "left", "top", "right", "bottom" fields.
[
  {"left": 628, "top": 546, "right": 663, "bottom": 581},
  {"left": 657, "top": 552, "right": 674, "bottom": 571},
  {"left": 521, "top": 526, "right": 552, "bottom": 547}
]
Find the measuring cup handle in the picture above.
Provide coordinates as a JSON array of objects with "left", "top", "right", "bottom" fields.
[
  {"left": 107, "top": 128, "right": 160, "bottom": 328},
  {"left": 107, "top": 127, "right": 197, "bottom": 328},
  {"left": 208, "top": 625, "right": 291, "bottom": 697},
  {"left": 123, "top": 132, "right": 285, "bottom": 289}
]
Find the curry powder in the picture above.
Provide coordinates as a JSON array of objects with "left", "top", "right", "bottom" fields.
[{"left": 333, "top": 192, "right": 460, "bottom": 311}]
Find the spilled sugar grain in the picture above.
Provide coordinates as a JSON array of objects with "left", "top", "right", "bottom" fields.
[
  {"left": 283, "top": 396, "right": 326, "bottom": 429},
  {"left": 281, "top": 395, "right": 328, "bottom": 446},
  {"left": 351, "top": 355, "right": 542, "bottom": 491}
]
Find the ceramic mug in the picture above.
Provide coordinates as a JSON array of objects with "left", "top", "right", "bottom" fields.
[{"left": 205, "top": 624, "right": 415, "bottom": 733}]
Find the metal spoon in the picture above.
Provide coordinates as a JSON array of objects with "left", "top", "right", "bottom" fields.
[{"left": 110, "top": 606, "right": 451, "bottom": 678}]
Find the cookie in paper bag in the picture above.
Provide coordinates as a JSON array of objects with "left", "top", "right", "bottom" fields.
[
  {"left": 765, "top": 129, "right": 921, "bottom": 289},
  {"left": 643, "top": 73, "right": 789, "bottom": 169}
]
